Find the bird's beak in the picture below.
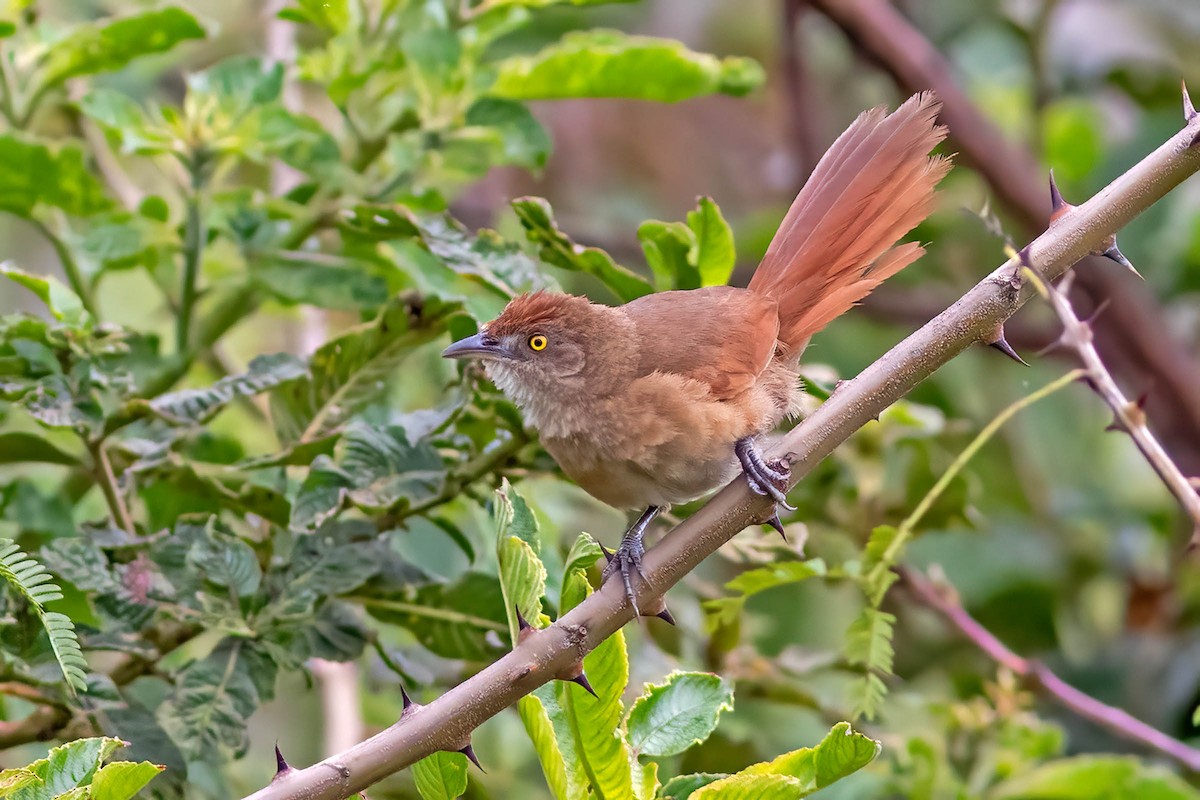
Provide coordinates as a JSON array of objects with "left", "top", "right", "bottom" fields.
[{"left": 441, "top": 332, "right": 513, "bottom": 361}]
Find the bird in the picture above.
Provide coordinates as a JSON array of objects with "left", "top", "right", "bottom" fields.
[{"left": 443, "top": 92, "right": 950, "bottom": 615}]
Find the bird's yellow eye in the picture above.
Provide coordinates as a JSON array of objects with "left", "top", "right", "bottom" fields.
[{"left": 528, "top": 334, "right": 548, "bottom": 351}]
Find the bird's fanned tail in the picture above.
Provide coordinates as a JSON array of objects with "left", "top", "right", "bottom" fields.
[{"left": 748, "top": 91, "right": 950, "bottom": 355}]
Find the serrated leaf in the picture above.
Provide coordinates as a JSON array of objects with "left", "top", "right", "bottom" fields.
[
  {"left": 990, "top": 755, "right": 1200, "bottom": 799},
  {"left": 558, "top": 566, "right": 634, "bottom": 800},
  {"left": 692, "top": 722, "right": 879, "bottom": 799},
  {"left": 512, "top": 197, "right": 653, "bottom": 302},
  {"left": 360, "top": 571, "right": 508, "bottom": 661},
  {"left": 157, "top": 644, "right": 259, "bottom": 762},
  {"left": 253, "top": 258, "right": 389, "bottom": 311},
  {"left": 88, "top": 761, "right": 164, "bottom": 800},
  {"left": 151, "top": 353, "right": 306, "bottom": 424},
  {"left": 637, "top": 219, "right": 695, "bottom": 290},
  {"left": 188, "top": 525, "right": 261, "bottom": 597},
  {"left": 42, "top": 7, "right": 205, "bottom": 85},
  {"left": 77, "top": 89, "right": 174, "bottom": 156},
  {"left": 290, "top": 422, "right": 444, "bottom": 531},
  {"left": 626, "top": 671, "right": 733, "bottom": 758},
  {"left": 703, "top": 560, "right": 826, "bottom": 631},
  {"left": 562, "top": 533, "right": 603, "bottom": 585},
  {"left": 496, "top": 480, "right": 546, "bottom": 640},
  {"left": 0, "top": 136, "right": 111, "bottom": 218},
  {"left": 1, "top": 265, "right": 89, "bottom": 327},
  {"left": 411, "top": 751, "right": 467, "bottom": 800},
  {"left": 9, "top": 737, "right": 124, "bottom": 800},
  {"left": 279, "top": 0, "right": 350, "bottom": 34},
  {"left": 0, "top": 769, "right": 40, "bottom": 796},
  {"left": 492, "top": 30, "right": 764, "bottom": 102},
  {"left": 269, "top": 293, "right": 462, "bottom": 443}
]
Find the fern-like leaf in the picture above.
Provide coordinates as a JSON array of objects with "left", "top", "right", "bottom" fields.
[{"left": 0, "top": 539, "right": 88, "bottom": 693}]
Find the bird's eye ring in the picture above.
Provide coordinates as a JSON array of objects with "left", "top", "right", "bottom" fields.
[{"left": 528, "top": 334, "right": 548, "bottom": 351}]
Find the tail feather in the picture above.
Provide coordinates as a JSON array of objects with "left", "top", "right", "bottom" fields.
[{"left": 748, "top": 91, "right": 950, "bottom": 354}]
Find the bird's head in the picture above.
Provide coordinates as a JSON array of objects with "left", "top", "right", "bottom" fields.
[{"left": 442, "top": 292, "right": 630, "bottom": 410}]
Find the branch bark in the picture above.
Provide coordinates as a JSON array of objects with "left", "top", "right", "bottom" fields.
[
  {"left": 810, "top": 0, "right": 1200, "bottom": 476},
  {"left": 244, "top": 104, "right": 1200, "bottom": 800}
]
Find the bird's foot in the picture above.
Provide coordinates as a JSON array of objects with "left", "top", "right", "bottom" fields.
[
  {"left": 735, "top": 437, "right": 796, "bottom": 512},
  {"left": 601, "top": 536, "right": 649, "bottom": 617}
]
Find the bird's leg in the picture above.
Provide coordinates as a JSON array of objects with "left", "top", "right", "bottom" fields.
[
  {"left": 601, "top": 505, "right": 660, "bottom": 617},
  {"left": 735, "top": 437, "right": 796, "bottom": 512}
]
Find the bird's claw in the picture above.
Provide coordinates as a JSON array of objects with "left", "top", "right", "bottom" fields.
[
  {"left": 742, "top": 456, "right": 796, "bottom": 512},
  {"left": 601, "top": 537, "right": 648, "bottom": 617}
]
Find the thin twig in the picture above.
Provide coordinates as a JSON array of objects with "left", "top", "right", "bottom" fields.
[
  {"left": 176, "top": 180, "right": 206, "bottom": 354},
  {"left": 90, "top": 440, "right": 135, "bottom": 535},
  {"left": 1023, "top": 266, "right": 1200, "bottom": 543},
  {"left": 27, "top": 216, "right": 97, "bottom": 318},
  {"left": 244, "top": 92, "right": 1200, "bottom": 800},
  {"left": 900, "top": 566, "right": 1200, "bottom": 772}
]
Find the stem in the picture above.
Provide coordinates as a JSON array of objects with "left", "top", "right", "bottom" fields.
[
  {"left": 28, "top": 217, "right": 97, "bottom": 318},
  {"left": 869, "top": 368, "right": 1086, "bottom": 583},
  {"left": 89, "top": 440, "right": 135, "bottom": 535},
  {"left": 243, "top": 102, "right": 1200, "bottom": 800},
  {"left": 901, "top": 566, "right": 1200, "bottom": 772},
  {"left": 176, "top": 183, "right": 205, "bottom": 355}
]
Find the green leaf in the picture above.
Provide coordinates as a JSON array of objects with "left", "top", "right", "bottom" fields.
[
  {"left": 8, "top": 737, "right": 124, "bottom": 800},
  {"left": 77, "top": 90, "right": 174, "bottom": 155},
  {"left": 517, "top": 690, "right": 589, "bottom": 800},
  {"left": 512, "top": 197, "right": 653, "bottom": 302},
  {"left": 157, "top": 644, "right": 260, "bottom": 762},
  {"left": 659, "top": 773, "right": 728, "bottom": 799},
  {"left": 991, "top": 756, "right": 1200, "bottom": 799},
  {"left": 1, "top": 264, "right": 89, "bottom": 327},
  {"left": 188, "top": 522, "right": 262, "bottom": 597},
  {"left": 465, "top": 98, "right": 551, "bottom": 170},
  {"left": 269, "top": 293, "right": 463, "bottom": 443},
  {"left": 42, "top": 7, "right": 205, "bottom": 85},
  {"left": 692, "top": 722, "right": 879, "bottom": 799},
  {"left": 290, "top": 421, "right": 444, "bottom": 531},
  {"left": 254, "top": 258, "right": 389, "bottom": 311},
  {"left": 687, "top": 197, "right": 736, "bottom": 286},
  {"left": 361, "top": 572, "right": 509, "bottom": 661},
  {"left": 0, "top": 769, "right": 41, "bottom": 797},
  {"left": 495, "top": 480, "right": 547, "bottom": 640},
  {"left": 151, "top": 353, "right": 306, "bottom": 424},
  {"left": 412, "top": 751, "right": 468, "bottom": 800},
  {"left": 88, "top": 761, "right": 164, "bottom": 800},
  {"left": 703, "top": 560, "right": 827, "bottom": 630},
  {"left": 492, "top": 30, "right": 764, "bottom": 102},
  {"left": 844, "top": 608, "right": 896, "bottom": 719},
  {"left": 558, "top": 565, "right": 634, "bottom": 800},
  {"left": 279, "top": 0, "right": 350, "bottom": 34},
  {"left": 0, "top": 538, "right": 88, "bottom": 693},
  {"left": 626, "top": 671, "right": 733, "bottom": 758},
  {"left": 0, "top": 135, "right": 112, "bottom": 217},
  {"left": 0, "top": 432, "right": 80, "bottom": 465}
]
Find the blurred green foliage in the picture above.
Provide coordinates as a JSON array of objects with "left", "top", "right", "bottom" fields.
[{"left": 0, "top": 0, "right": 1198, "bottom": 798}]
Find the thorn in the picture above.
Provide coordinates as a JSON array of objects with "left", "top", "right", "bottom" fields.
[
  {"left": 460, "top": 743, "right": 484, "bottom": 772},
  {"left": 569, "top": 672, "right": 598, "bottom": 698},
  {"left": 400, "top": 684, "right": 415, "bottom": 713},
  {"left": 765, "top": 511, "right": 787, "bottom": 541},
  {"left": 1104, "top": 413, "right": 1127, "bottom": 434},
  {"left": 599, "top": 543, "right": 614, "bottom": 565},
  {"left": 984, "top": 324, "right": 1029, "bottom": 367},
  {"left": 1048, "top": 170, "right": 1072, "bottom": 223},
  {"left": 516, "top": 607, "right": 532, "bottom": 631},
  {"left": 274, "top": 743, "right": 290, "bottom": 777},
  {"left": 1185, "top": 79, "right": 1197, "bottom": 123},
  {"left": 1099, "top": 241, "right": 1142, "bottom": 279},
  {"left": 654, "top": 606, "right": 676, "bottom": 626},
  {"left": 1057, "top": 269, "right": 1076, "bottom": 296}
]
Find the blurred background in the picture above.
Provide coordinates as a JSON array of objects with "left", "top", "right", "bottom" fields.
[{"left": 2, "top": 0, "right": 1200, "bottom": 797}]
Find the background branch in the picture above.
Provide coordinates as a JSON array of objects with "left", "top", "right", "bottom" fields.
[
  {"left": 244, "top": 96, "right": 1200, "bottom": 800},
  {"left": 900, "top": 566, "right": 1200, "bottom": 772}
]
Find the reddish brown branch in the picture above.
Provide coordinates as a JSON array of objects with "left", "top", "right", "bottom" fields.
[{"left": 901, "top": 566, "right": 1200, "bottom": 772}]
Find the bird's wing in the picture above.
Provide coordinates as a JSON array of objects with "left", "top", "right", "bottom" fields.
[{"left": 621, "top": 286, "right": 780, "bottom": 401}]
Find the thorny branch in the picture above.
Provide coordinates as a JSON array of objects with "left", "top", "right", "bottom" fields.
[
  {"left": 900, "top": 566, "right": 1200, "bottom": 773},
  {"left": 1023, "top": 262, "right": 1200, "bottom": 542},
  {"left": 244, "top": 88, "right": 1200, "bottom": 800}
]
